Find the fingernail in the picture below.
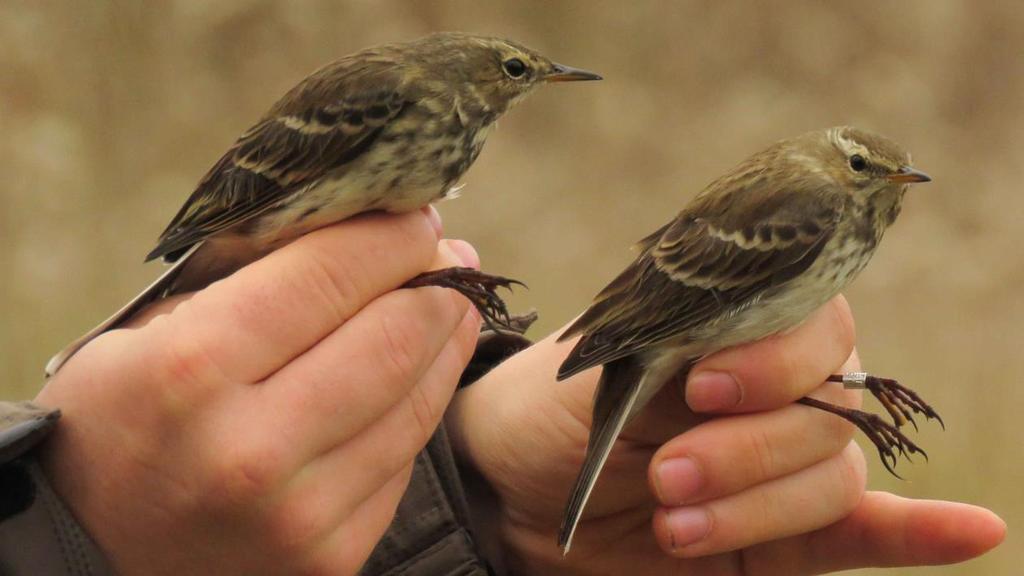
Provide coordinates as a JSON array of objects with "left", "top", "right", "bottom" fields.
[
  {"left": 444, "top": 239, "right": 480, "bottom": 269},
  {"left": 655, "top": 457, "right": 703, "bottom": 505},
  {"left": 686, "top": 371, "right": 741, "bottom": 412},
  {"left": 422, "top": 206, "right": 443, "bottom": 239},
  {"left": 663, "top": 507, "right": 711, "bottom": 550}
]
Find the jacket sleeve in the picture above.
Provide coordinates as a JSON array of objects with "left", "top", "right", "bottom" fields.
[{"left": 0, "top": 401, "right": 114, "bottom": 576}]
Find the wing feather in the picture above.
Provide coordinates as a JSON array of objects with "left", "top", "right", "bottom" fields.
[
  {"left": 558, "top": 184, "right": 843, "bottom": 380},
  {"left": 147, "top": 60, "right": 409, "bottom": 262}
]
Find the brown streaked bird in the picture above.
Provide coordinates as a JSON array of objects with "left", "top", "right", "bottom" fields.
[
  {"left": 45, "top": 32, "right": 600, "bottom": 377},
  {"left": 555, "top": 126, "right": 942, "bottom": 554}
]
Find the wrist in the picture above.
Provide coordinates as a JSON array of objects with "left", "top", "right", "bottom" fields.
[{"left": 446, "top": 372, "right": 578, "bottom": 575}]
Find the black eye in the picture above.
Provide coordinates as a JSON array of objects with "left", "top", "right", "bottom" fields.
[
  {"left": 849, "top": 154, "right": 867, "bottom": 172},
  {"left": 502, "top": 58, "right": 527, "bottom": 78}
]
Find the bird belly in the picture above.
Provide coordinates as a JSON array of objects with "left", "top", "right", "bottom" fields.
[
  {"left": 248, "top": 166, "right": 443, "bottom": 247},
  {"left": 683, "top": 237, "right": 875, "bottom": 356}
]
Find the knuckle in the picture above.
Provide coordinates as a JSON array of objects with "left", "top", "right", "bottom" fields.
[
  {"left": 297, "top": 247, "right": 367, "bottom": 323},
  {"left": 830, "top": 385, "right": 862, "bottom": 412},
  {"left": 832, "top": 443, "right": 868, "bottom": 513},
  {"left": 419, "top": 282, "right": 466, "bottom": 325},
  {"left": 377, "top": 313, "right": 422, "bottom": 382},
  {"left": 443, "top": 283, "right": 472, "bottom": 319},
  {"left": 774, "top": 349, "right": 804, "bottom": 396},
  {"left": 392, "top": 210, "right": 435, "bottom": 251},
  {"left": 203, "top": 443, "right": 285, "bottom": 511},
  {"left": 363, "top": 211, "right": 435, "bottom": 266},
  {"left": 265, "top": 492, "right": 331, "bottom": 557},
  {"left": 158, "top": 324, "right": 231, "bottom": 391},
  {"left": 748, "top": 478, "right": 778, "bottom": 537},
  {"left": 738, "top": 336, "right": 804, "bottom": 402},
  {"left": 452, "top": 314, "right": 482, "bottom": 366},
  {"left": 840, "top": 347, "right": 863, "bottom": 374},
  {"left": 406, "top": 382, "right": 441, "bottom": 446},
  {"left": 746, "top": 427, "right": 778, "bottom": 481},
  {"left": 829, "top": 296, "right": 858, "bottom": 359},
  {"left": 742, "top": 340, "right": 804, "bottom": 402}
]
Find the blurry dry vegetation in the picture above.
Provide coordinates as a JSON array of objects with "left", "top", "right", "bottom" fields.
[{"left": 1, "top": 1, "right": 1021, "bottom": 572}]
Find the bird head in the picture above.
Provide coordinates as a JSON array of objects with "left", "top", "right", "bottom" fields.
[
  {"left": 412, "top": 32, "right": 602, "bottom": 115},
  {"left": 823, "top": 126, "right": 930, "bottom": 224},
  {"left": 826, "top": 126, "right": 930, "bottom": 193}
]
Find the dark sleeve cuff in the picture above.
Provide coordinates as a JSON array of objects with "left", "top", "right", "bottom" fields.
[
  {"left": 0, "top": 402, "right": 61, "bottom": 521},
  {"left": 0, "top": 460, "right": 114, "bottom": 575},
  {"left": 0, "top": 402, "right": 60, "bottom": 466},
  {"left": 0, "top": 402, "right": 114, "bottom": 575}
]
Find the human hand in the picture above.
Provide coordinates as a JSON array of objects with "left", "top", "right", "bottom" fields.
[
  {"left": 35, "top": 208, "right": 481, "bottom": 575},
  {"left": 448, "top": 296, "right": 1005, "bottom": 574}
]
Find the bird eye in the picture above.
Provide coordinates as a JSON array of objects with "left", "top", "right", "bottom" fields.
[
  {"left": 849, "top": 154, "right": 867, "bottom": 172},
  {"left": 502, "top": 58, "right": 527, "bottom": 78}
]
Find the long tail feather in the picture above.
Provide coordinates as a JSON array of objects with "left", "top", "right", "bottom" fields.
[
  {"left": 44, "top": 243, "right": 203, "bottom": 378},
  {"left": 558, "top": 356, "right": 645, "bottom": 555}
]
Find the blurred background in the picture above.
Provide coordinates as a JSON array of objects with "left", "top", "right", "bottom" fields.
[{"left": 1, "top": 1, "right": 1020, "bottom": 572}]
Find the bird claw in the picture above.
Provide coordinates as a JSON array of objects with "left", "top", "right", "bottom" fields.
[
  {"left": 845, "top": 407, "right": 927, "bottom": 478},
  {"left": 828, "top": 373, "right": 944, "bottom": 431},
  {"left": 402, "top": 267, "right": 526, "bottom": 333},
  {"left": 797, "top": 396, "right": 927, "bottom": 478}
]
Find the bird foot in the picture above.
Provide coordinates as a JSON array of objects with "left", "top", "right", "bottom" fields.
[
  {"left": 797, "top": 396, "right": 926, "bottom": 478},
  {"left": 402, "top": 267, "right": 525, "bottom": 333},
  {"left": 827, "top": 373, "right": 944, "bottom": 431}
]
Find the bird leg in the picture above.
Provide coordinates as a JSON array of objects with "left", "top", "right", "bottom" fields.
[
  {"left": 827, "top": 373, "right": 944, "bottom": 431},
  {"left": 797, "top": 396, "right": 926, "bottom": 478},
  {"left": 402, "top": 267, "right": 525, "bottom": 333}
]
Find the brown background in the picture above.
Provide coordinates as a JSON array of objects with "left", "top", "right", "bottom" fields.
[{"left": 1, "top": 1, "right": 1021, "bottom": 573}]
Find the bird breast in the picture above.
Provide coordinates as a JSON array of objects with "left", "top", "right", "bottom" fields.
[{"left": 250, "top": 105, "right": 493, "bottom": 245}]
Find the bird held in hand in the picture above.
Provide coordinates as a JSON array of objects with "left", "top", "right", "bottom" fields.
[
  {"left": 556, "top": 126, "right": 940, "bottom": 554},
  {"left": 46, "top": 32, "right": 600, "bottom": 377}
]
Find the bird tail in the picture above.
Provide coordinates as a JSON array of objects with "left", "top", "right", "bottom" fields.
[
  {"left": 44, "top": 242, "right": 203, "bottom": 378},
  {"left": 558, "top": 356, "right": 646, "bottom": 555}
]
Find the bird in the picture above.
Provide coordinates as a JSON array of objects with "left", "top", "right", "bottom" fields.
[
  {"left": 45, "top": 32, "right": 601, "bottom": 377},
  {"left": 554, "top": 126, "right": 941, "bottom": 554}
]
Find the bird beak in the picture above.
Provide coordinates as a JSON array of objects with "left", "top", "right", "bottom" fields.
[
  {"left": 887, "top": 166, "right": 931, "bottom": 184},
  {"left": 545, "top": 63, "right": 603, "bottom": 82}
]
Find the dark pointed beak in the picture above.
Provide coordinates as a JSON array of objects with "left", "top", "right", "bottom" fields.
[
  {"left": 887, "top": 166, "right": 931, "bottom": 184},
  {"left": 544, "top": 63, "right": 602, "bottom": 82}
]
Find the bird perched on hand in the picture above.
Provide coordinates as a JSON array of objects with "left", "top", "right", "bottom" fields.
[
  {"left": 555, "top": 126, "right": 940, "bottom": 554},
  {"left": 46, "top": 32, "right": 600, "bottom": 377}
]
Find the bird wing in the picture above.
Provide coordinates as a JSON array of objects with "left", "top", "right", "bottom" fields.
[
  {"left": 557, "top": 182, "right": 844, "bottom": 380},
  {"left": 146, "top": 59, "right": 410, "bottom": 262}
]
